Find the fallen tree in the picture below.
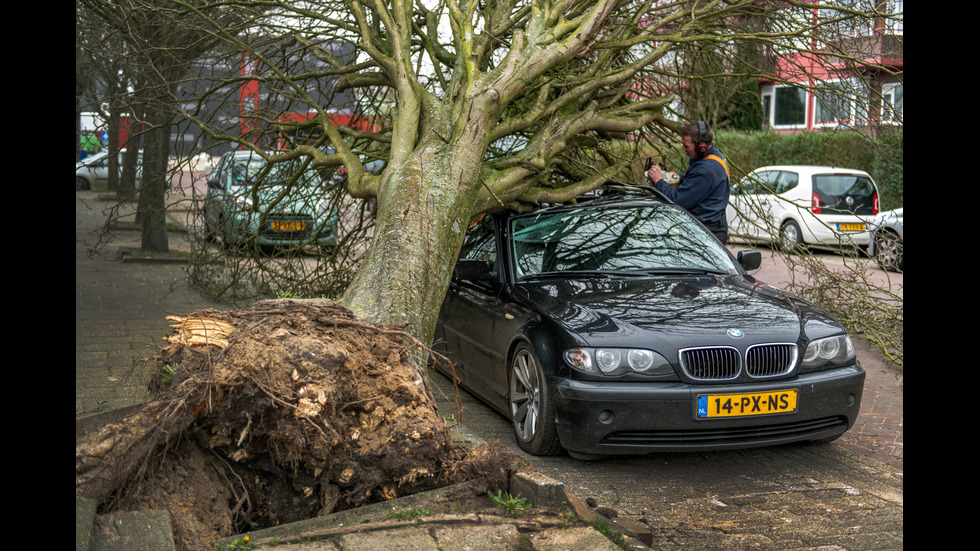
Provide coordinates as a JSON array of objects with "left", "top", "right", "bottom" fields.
[{"left": 76, "top": 299, "right": 519, "bottom": 550}]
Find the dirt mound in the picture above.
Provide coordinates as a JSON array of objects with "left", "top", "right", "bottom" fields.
[{"left": 75, "top": 299, "right": 521, "bottom": 550}]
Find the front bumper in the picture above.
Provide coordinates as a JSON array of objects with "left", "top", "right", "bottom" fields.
[{"left": 552, "top": 365, "right": 864, "bottom": 455}]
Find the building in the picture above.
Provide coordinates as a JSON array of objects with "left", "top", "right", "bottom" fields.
[{"left": 759, "top": 0, "right": 903, "bottom": 133}]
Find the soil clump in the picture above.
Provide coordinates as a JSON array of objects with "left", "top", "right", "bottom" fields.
[{"left": 75, "top": 298, "right": 522, "bottom": 550}]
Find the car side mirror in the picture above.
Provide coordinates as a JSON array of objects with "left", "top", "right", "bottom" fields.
[
  {"left": 737, "top": 250, "right": 762, "bottom": 271},
  {"left": 206, "top": 177, "right": 222, "bottom": 190},
  {"left": 454, "top": 259, "right": 494, "bottom": 281}
]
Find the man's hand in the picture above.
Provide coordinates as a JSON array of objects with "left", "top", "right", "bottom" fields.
[{"left": 647, "top": 164, "right": 663, "bottom": 183}]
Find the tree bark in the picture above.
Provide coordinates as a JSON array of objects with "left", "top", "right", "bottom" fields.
[
  {"left": 341, "top": 129, "right": 487, "bottom": 345},
  {"left": 138, "top": 101, "right": 171, "bottom": 253}
]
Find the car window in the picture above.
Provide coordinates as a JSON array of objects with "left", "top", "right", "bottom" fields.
[
  {"left": 811, "top": 174, "right": 877, "bottom": 214},
  {"left": 459, "top": 215, "right": 496, "bottom": 263},
  {"left": 227, "top": 157, "right": 268, "bottom": 188},
  {"left": 738, "top": 171, "right": 781, "bottom": 195},
  {"left": 510, "top": 205, "right": 737, "bottom": 278},
  {"left": 225, "top": 154, "right": 324, "bottom": 190},
  {"left": 773, "top": 171, "right": 799, "bottom": 194}
]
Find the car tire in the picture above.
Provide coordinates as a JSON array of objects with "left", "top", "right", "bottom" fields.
[
  {"left": 509, "top": 344, "right": 563, "bottom": 456},
  {"left": 221, "top": 223, "right": 239, "bottom": 251},
  {"left": 76, "top": 176, "right": 90, "bottom": 191},
  {"left": 873, "top": 230, "right": 903, "bottom": 272},
  {"left": 779, "top": 220, "right": 805, "bottom": 254},
  {"left": 204, "top": 215, "right": 218, "bottom": 244}
]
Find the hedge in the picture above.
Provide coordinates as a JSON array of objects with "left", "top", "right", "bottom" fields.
[{"left": 710, "top": 129, "right": 904, "bottom": 211}]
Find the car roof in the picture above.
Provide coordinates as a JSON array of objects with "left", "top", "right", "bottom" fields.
[
  {"left": 511, "top": 184, "right": 675, "bottom": 217},
  {"left": 751, "top": 165, "right": 871, "bottom": 175}
]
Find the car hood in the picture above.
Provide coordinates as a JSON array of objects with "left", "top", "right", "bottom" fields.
[{"left": 514, "top": 274, "right": 841, "bottom": 350}]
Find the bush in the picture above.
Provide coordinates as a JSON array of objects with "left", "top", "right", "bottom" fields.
[{"left": 714, "top": 129, "right": 903, "bottom": 210}]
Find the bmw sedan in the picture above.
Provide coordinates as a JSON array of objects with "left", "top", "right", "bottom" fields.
[
  {"left": 204, "top": 151, "right": 339, "bottom": 251},
  {"left": 434, "top": 190, "right": 865, "bottom": 459}
]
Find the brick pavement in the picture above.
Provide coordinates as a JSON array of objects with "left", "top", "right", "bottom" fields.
[{"left": 75, "top": 192, "right": 225, "bottom": 417}]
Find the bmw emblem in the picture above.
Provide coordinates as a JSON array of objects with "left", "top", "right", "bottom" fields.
[{"left": 727, "top": 328, "right": 744, "bottom": 339}]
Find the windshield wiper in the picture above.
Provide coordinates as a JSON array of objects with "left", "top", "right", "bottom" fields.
[
  {"left": 520, "top": 270, "right": 614, "bottom": 280},
  {"left": 629, "top": 267, "right": 731, "bottom": 276}
]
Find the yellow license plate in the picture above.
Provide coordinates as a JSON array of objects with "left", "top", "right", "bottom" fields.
[
  {"left": 838, "top": 223, "right": 865, "bottom": 231},
  {"left": 269, "top": 220, "right": 306, "bottom": 232},
  {"left": 697, "top": 389, "right": 797, "bottom": 419}
]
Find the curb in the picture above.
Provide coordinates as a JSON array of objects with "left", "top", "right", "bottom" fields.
[{"left": 77, "top": 468, "right": 650, "bottom": 551}]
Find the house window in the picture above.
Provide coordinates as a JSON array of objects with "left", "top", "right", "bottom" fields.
[
  {"left": 818, "top": 0, "right": 876, "bottom": 38},
  {"left": 813, "top": 78, "right": 871, "bottom": 127},
  {"left": 772, "top": 86, "right": 807, "bottom": 127},
  {"left": 882, "top": 83, "right": 903, "bottom": 123},
  {"left": 887, "top": 1, "right": 904, "bottom": 35}
]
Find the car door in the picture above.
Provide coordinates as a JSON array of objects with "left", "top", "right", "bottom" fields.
[
  {"left": 439, "top": 216, "right": 510, "bottom": 400},
  {"left": 91, "top": 154, "right": 112, "bottom": 186},
  {"left": 769, "top": 170, "right": 801, "bottom": 231},
  {"left": 203, "top": 154, "right": 230, "bottom": 232},
  {"left": 732, "top": 170, "right": 778, "bottom": 241}
]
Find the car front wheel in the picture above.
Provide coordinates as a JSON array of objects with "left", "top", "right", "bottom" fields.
[{"left": 509, "top": 345, "right": 562, "bottom": 456}]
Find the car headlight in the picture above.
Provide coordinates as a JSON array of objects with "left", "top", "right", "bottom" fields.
[
  {"left": 564, "top": 347, "right": 675, "bottom": 377},
  {"left": 801, "top": 335, "right": 855, "bottom": 369}
]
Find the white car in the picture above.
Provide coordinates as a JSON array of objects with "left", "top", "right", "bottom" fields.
[
  {"left": 867, "top": 207, "right": 903, "bottom": 272},
  {"left": 76, "top": 149, "right": 142, "bottom": 190},
  {"left": 726, "top": 166, "right": 880, "bottom": 253}
]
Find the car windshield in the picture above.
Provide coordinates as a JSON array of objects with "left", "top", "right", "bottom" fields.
[
  {"left": 510, "top": 205, "right": 738, "bottom": 278},
  {"left": 228, "top": 155, "right": 320, "bottom": 188}
]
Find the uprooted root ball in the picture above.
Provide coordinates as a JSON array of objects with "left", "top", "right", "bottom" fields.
[{"left": 76, "top": 299, "right": 520, "bottom": 550}]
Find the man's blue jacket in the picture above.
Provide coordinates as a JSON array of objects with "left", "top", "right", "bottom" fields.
[{"left": 654, "top": 146, "right": 730, "bottom": 225}]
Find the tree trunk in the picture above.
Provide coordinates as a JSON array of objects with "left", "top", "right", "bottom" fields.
[
  {"left": 119, "top": 103, "right": 144, "bottom": 200},
  {"left": 138, "top": 102, "right": 170, "bottom": 253},
  {"left": 107, "top": 105, "right": 121, "bottom": 193},
  {"left": 341, "top": 130, "right": 488, "bottom": 345}
]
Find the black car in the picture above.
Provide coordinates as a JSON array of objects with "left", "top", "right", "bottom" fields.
[{"left": 434, "top": 188, "right": 865, "bottom": 459}]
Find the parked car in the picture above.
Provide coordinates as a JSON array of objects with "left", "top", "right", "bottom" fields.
[
  {"left": 867, "top": 208, "right": 903, "bottom": 272},
  {"left": 727, "top": 166, "right": 880, "bottom": 253},
  {"left": 434, "top": 189, "right": 865, "bottom": 459},
  {"left": 203, "top": 151, "right": 339, "bottom": 251},
  {"left": 75, "top": 149, "right": 142, "bottom": 190}
]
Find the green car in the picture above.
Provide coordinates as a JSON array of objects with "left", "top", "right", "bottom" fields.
[{"left": 204, "top": 151, "right": 339, "bottom": 251}]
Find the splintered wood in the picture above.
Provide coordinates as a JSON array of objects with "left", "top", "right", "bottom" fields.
[{"left": 166, "top": 315, "right": 236, "bottom": 349}]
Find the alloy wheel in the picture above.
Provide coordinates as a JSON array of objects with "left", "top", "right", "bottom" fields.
[
  {"left": 508, "top": 345, "right": 562, "bottom": 455},
  {"left": 874, "top": 231, "right": 903, "bottom": 271},
  {"left": 510, "top": 349, "right": 541, "bottom": 444}
]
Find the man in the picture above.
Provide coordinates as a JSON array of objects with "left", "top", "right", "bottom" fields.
[{"left": 648, "top": 121, "right": 731, "bottom": 244}]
